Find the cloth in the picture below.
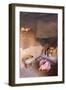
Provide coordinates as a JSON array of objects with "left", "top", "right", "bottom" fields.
[{"left": 39, "top": 59, "right": 52, "bottom": 71}]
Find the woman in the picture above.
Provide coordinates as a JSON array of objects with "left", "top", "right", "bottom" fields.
[{"left": 35, "top": 45, "right": 57, "bottom": 72}]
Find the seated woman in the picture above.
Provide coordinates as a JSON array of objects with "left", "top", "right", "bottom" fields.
[{"left": 35, "top": 46, "right": 57, "bottom": 72}]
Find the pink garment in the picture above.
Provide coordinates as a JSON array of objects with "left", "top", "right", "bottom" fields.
[{"left": 39, "top": 59, "right": 51, "bottom": 71}]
